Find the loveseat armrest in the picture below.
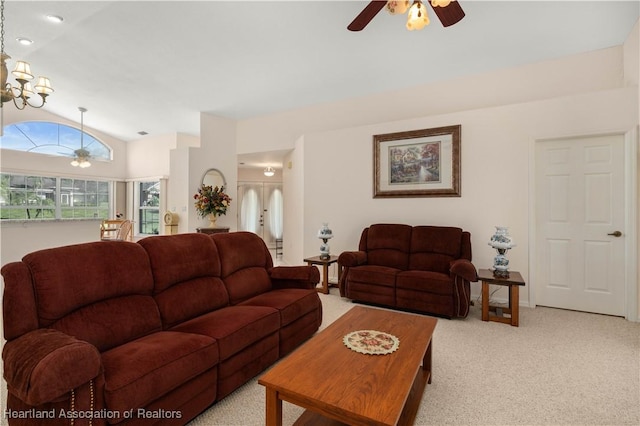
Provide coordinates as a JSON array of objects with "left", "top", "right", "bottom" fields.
[
  {"left": 450, "top": 259, "right": 478, "bottom": 282},
  {"left": 3, "top": 328, "right": 102, "bottom": 406},
  {"left": 270, "top": 266, "right": 321, "bottom": 290},
  {"left": 338, "top": 251, "right": 367, "bottom": 268}
]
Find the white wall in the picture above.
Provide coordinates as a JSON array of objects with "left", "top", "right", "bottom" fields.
[
  {"left": 190, "top": 113, "right": 238, "bottom": 232},
  {"left": 237, "top": 46, "right": 625, "bottom": 154},
  {"left": 282, "top": 137, "right": 305, "bottom": 266}
]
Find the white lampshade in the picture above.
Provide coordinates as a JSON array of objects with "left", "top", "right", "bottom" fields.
[
  {"left": 386, "top": 0, "right": 410, "bottom": 14},
  {"left": 34, "top": 77, "right": 54, "bottom": 95},
  {"left": 264, "top": 167, "right": 275, "bottom": 177},
  {"left": 406, "top": 1, "right": 430, "bottom": 30},
  {"left": 12, "top": 61, "right": 33, "bottom": 81}
]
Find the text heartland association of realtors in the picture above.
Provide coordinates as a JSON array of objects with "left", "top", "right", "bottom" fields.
[{"left": 4, "top": 408, "right": 182, "bottom": 420}]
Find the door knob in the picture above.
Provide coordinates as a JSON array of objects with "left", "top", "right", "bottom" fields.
[{"left": 607, "top": 231, "right": 622, "bottom": 237}]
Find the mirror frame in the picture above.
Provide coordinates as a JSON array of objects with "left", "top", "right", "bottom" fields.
[{"left": 201, "top": 168, "right": 227, "bottom": 189}]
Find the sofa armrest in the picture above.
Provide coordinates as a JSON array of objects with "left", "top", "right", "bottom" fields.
[
  {"left": 3, "top": 328, "right": 102, "bottom": 406},
  {"left": 450, "top": 259, "right": 478, "bottom": 282},
  {"left": 338, "top": 251, "right": 367, "bottom": 268},
  {"left": 269, "top": 266, "right": 320, "bottom": 290}
]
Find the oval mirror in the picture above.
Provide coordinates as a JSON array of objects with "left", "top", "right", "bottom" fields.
[{"left": 202, "top": 168, "right": 226, "bottom": 189}]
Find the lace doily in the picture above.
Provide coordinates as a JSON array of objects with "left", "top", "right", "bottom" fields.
[{"left": 343, "top": 330, "right": 400, "bottom": 355}]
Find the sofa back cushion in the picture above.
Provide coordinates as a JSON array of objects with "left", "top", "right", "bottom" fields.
[
  {"left": 21, "top": 241, "right": 160, "bottom": 352},
  {"left": 138, "top": 233, "right": 230, "bottom": 329},
  {"left": 361, "top": 224, "right": 412, "bottom": 270},
  {"left": 212, "top": 232, "right": 273, "bottom": 305},
  {"left": 409, "top": 226, "right": 463, "bottom": 273}
]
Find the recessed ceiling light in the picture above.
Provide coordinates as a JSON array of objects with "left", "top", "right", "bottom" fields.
[
  {"left": 46, "top": 15, "right": 64, "bottom": 23},
  {"left": 16, "top": 37, "right": 33, "bottom": 46}
]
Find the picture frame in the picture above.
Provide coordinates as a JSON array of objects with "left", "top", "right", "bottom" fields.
[{"left": 373, "top": 125, "right": 461, "bottom": 198}]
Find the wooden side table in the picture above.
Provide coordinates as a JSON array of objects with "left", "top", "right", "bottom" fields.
[
  {"left": 303, "top": 255, "right": 341, "bottom": 294},
  {"left": 477, "top": 268, "right": 526, "bottom": 327}
]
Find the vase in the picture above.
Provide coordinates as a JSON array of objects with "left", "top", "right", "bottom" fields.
[
  {"left": 488, "top": 226, "right": 515, "bottom": 277},
  {"left": 208, "top": 214, "right": 217, "bottom": 228},
  {"left": 318, "top": 223, "right": 333, "bottom": 259}
]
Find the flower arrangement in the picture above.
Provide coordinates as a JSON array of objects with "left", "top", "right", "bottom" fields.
[{"left": 193, "top": 184, "right": 232, "bottom": 218}]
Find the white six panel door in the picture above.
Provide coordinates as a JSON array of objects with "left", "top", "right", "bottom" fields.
[{"left": 535, "top": 134, "right": 625, "bottom": 316}]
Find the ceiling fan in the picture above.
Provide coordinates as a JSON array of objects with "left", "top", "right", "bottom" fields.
[
  {"left": 70, "top": 107, "right": 91, "bottom": 168},
  {"left": 348, "top": 0, "right": 465, "bottom": 32}
]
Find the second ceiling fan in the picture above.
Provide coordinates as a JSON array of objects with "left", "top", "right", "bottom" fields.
[{"left": 348, "top": 0, "right": 465, "bottom": 32}]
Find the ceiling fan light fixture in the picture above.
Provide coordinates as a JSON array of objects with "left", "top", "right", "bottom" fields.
[
  {"left": 264, "top": 167, "right": 275, "bottom": 177},
  {"left": 406, "top": 0, "right": 429, "bottom": 30},
  {"left": 386, "top": 0, "right": 410, "bottom": 15},
  {"left": 71, "top": 107, "right": 91, "bottom": 168}
]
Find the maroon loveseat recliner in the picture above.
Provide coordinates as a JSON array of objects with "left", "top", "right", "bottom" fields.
[
  {"left": 1, "top": 232, "right": 321, "bottom": 426},
  {"left": 339, "top": 224, "right": 477, "bottom": 318}
]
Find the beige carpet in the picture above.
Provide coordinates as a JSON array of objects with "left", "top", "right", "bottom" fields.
[{"left": 188, "top": 291, "right": 640, "bottom": 426}]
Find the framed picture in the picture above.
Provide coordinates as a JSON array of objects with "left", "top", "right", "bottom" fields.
[{"left": 373, "top": 125, "right": 461, "bottom": 198}]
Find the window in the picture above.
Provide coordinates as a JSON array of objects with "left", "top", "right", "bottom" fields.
[
  {"left": 138, "top": 181, "right": 160, "bottom": 235},
  {"left": 1, "top": 121, "right": 112, "bottom": 161},
  {"left": 0, "top": 173, "right": 111, "bottom": 220},
  {"left": 60, "top": 179, "right": 110, "bottom": 219}
]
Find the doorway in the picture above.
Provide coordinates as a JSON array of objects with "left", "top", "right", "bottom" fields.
[
  {"left": 533, "top": 133, "right": 631, "bottom": 317},
  {"left": 237, "top": 181, "right": 283, "bottom": 249}
]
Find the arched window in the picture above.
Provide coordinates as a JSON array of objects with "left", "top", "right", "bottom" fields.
[{"left": 1, "top": 121, "right": 112, "bottom": 161}]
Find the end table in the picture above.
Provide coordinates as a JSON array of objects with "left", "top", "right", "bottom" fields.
[
  {"left": 477, "top": 268, "right": 526, "bottom": 327},
  {"left": 303, "top": 255, "right": 341, "bottom": 294}
]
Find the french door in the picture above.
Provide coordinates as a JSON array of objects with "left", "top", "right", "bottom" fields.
[{"left": 237, "top": 182, "right": 283, "bottom": 248}]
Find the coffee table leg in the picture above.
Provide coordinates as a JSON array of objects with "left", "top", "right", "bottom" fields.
[
  {"left": 423, "top": 339, "right": 432, "bottom": 384},
  {"left": 265, "top": 387, "right": 283, "bottom": 426}
]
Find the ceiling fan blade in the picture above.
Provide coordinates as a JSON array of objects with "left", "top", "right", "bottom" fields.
[
  {"left": 429, "top": 1, "right": 465, "bottom": 27},
  {"left": 348, "top": 1, "right": 387, "bottom": 32}
]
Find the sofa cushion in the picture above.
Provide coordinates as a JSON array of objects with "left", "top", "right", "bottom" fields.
[
  {"left": 138, "top": 233, "right": 222, "bottom": 293},
  {"left": 139, "top": 234, "right": 230, "bottom": 328},
  {"left": 409, "top": 226, "right": 462, "bottom": 273},
  {"left": 239, "top": 289, "right": 320, "bottom": 327},
  {"left": 363, "top": 224, "right": 412, "bottom": 270},
  {"left": 349, "top": 265, "right": 399, "bottom": 288},
  {"left": 170, "top": 305, "right": 280, "bottom": 361},
  {"left": 212, "top": 232, "right": 274, "bottom": 304},
  {"left": 396, "top": 270, "right": 453, "bottom": 296},
  {"left": 52, "top": 295, "right": 162, "bottom": 352},
  {"left": 21, "top": 241, "right": 160, "bottom": 350},
  {"left": 101, "top": 331, "right": 218, "bottom": 416},
  {"left": 22, "top": 241, "right": 154, "bottom": 326}
]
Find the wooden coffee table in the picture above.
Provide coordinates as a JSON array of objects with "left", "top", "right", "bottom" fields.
[{"left": 258, "top": 306, "right": 437, "bottom": 426}]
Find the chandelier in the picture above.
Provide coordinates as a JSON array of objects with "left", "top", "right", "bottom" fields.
[
  {"left": 71, "top": 107, "right": 91, "bottom": 168},
  {"left": 0, "top": 0, "right": 54, "bottom": 110}
]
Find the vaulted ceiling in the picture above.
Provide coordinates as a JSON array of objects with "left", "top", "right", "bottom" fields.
[{"left": 4, "top": 1, "right": 639, "bottom": 143}]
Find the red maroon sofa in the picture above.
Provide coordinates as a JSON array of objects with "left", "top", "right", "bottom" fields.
[
  {"left": 339, "top": 224, "right": 477, "bottom": 318},
  {"left": 1, "top": 232, "right": 321, "bottom": 425}
]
